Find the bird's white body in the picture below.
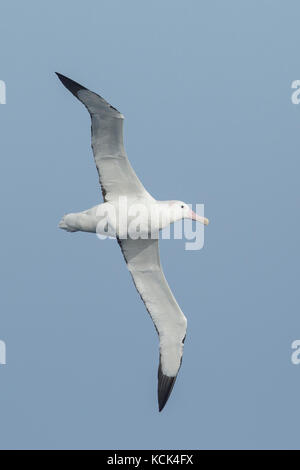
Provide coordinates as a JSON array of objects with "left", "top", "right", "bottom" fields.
[
  {"left": 56, "top": 73, "right": 208, "bottom": 411},
  {"left": 59, "top": 199, "right": 205, "bottom": 238}
]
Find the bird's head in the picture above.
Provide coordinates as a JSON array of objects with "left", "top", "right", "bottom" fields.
[{"left": 165, "top": 201, "right": 209, "bottom": 225}]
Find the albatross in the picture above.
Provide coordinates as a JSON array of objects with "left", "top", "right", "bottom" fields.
[{"left": 56, "top": 73, "right": 209, "bottom": 411}]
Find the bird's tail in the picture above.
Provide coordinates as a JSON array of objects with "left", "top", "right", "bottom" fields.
[{"left": 58, "top": 215, "right": 78, "bottom": 232}]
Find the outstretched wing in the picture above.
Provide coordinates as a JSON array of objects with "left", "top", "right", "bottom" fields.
[
  {"left": 56, "top": 73, "right": 151, "bottom": 202},
  {"left": 117, "top": 237, "right": 187, "bottom": 412}
]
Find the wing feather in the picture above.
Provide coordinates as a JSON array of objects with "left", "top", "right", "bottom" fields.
[
  {"left": 56, "top": 73, "right": 151, "bottom": 202},
  {"left": 117, "top": 237, "right": 187, "bottom": 411}
]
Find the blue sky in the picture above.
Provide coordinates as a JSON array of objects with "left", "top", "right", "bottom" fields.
[{"left": 0, "top": 0, "right": 300, "bottom": 450}]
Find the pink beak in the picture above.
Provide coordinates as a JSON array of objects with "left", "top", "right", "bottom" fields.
[{"left": 189, "top": 210, "right": 209, "bottom": 225}]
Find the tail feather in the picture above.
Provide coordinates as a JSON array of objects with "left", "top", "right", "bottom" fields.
[{"left": 58, "top": 216, "right": 78, "bottom": 232}]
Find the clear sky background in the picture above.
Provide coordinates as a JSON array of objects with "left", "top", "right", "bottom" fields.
[{"left": 0, "top": 0, "right": 300, "bottom": 450}]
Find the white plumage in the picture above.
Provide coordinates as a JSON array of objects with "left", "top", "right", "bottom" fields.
[{"left": 56, "top": 73, "right": 208, "bottom": 411}]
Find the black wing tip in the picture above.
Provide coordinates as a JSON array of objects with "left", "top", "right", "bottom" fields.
[
  {"left": 55, "top": 72, "right": 87, "bottom": 97},
  {"left": 158, "top": 362, "right": 177, "bottom": 412}
]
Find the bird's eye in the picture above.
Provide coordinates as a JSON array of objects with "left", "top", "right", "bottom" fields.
[{"left": 181, "top": 205, "right": 184, "bottom": 209}]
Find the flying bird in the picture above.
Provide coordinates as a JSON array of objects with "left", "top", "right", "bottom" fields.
[{"left": 56, "top": 73, "right": 209, "bottom": 411}]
